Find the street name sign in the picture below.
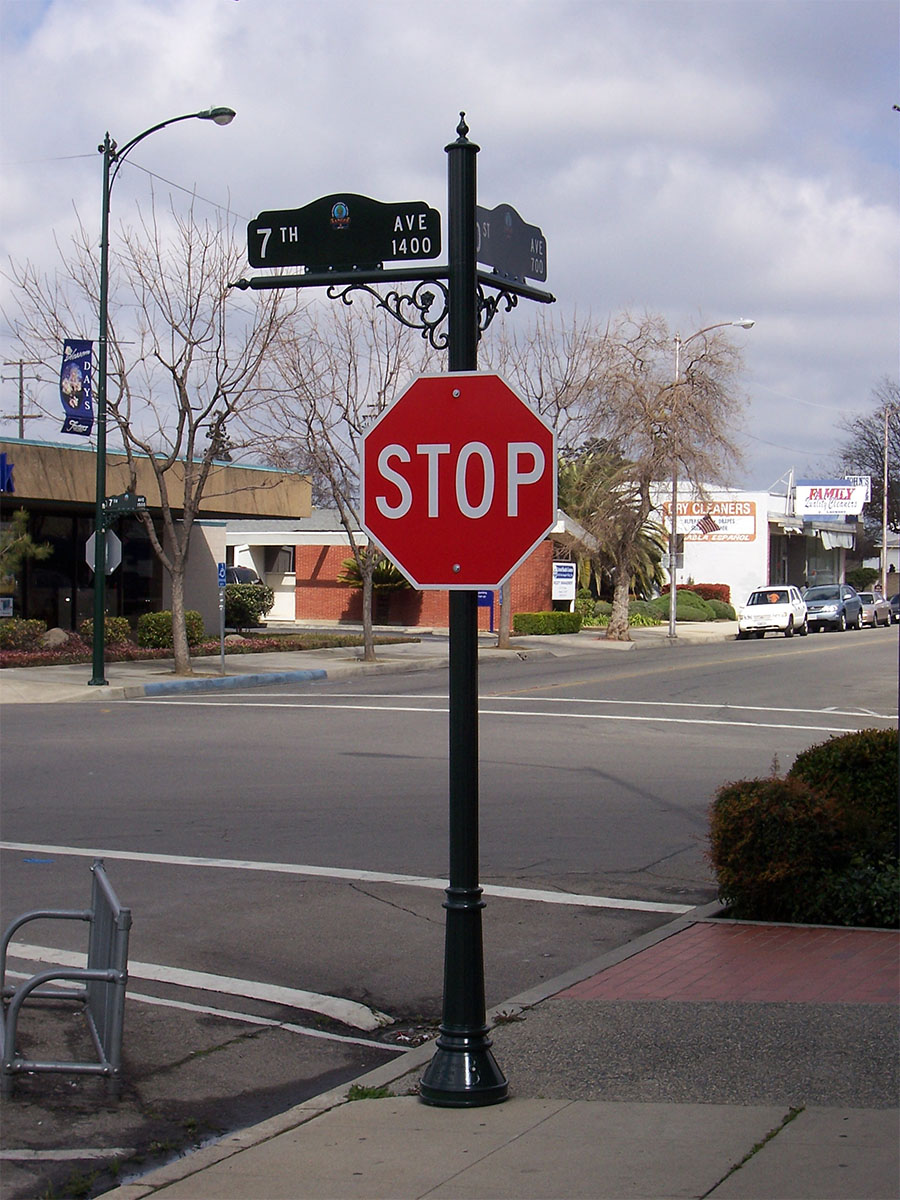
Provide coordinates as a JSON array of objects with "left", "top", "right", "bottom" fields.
[
  {"left": 103, "top": 491, "right": 146, "bottom": 515},
  {"left": 361, "top": 373, "right": 556, "bottom": 589},
  {"left": 476, "top": 203, "right": 547, "bottom": 283},
  {"left": 248, "top": 193, "right": 442, "bottom": 270}
]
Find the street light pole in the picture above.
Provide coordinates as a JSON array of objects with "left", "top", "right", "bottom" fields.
[
  {"left": 89, "top": 107, "right": 235, "bottom": 686},
  {"left": 667, "top": 318, "right": 754, "bottom": 640}
]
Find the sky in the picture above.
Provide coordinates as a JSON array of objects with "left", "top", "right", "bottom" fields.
[{"left": 0, "top": 0, "right": 897, "bottom": 493}]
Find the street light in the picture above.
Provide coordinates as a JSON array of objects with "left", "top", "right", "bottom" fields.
[
  {"left": 667, "top": 318, "right": 754, "bottom": 640},
  {"left": 89, "top": 107, "right": 236, "bottom": 686}
]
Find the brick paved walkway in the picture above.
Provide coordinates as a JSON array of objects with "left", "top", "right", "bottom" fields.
[{"left": 559, "top": 922, "right": 900, "bottom": 1004}]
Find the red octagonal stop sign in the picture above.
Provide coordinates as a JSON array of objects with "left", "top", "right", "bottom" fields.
[{"left": 361, "top": 372, "right": 556, "bottom": 589}]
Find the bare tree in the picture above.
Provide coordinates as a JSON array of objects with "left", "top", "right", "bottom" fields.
[
  {"left": 254, "top": 293, "right": 436, "bottom": 661},
  {"left": 480, "top": 309, "right": 610, "bottom": 645},
  {"left": 835, "top": 378, "right": 900, "bottom": 535},
  {"left": 5, "top": 198, "right": 296, "bottom": 673},
  {"left": 578, "top": 312, "right": 745, "bottom": 640}
]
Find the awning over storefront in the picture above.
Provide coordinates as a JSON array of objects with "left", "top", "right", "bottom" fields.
[{"left": 818, "top": 529, "right": 855, "bottom": 550}]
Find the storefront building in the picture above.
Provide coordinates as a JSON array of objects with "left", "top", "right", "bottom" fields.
[{"left": 0, "top": 438, "right": 311, "bottom": 631}]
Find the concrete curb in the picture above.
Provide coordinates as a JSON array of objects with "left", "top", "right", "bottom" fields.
[{"left": 136, "top": 669, "right": 328, "bottom": 697}]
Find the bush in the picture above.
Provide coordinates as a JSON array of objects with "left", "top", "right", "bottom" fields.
[
  {"left": 709, "top": 729, "right": 900, "bottom": 927},
  {"left": 660, "top": 582, "right": 731, "bottom": 605},
  {"left": 806, "top": 858, "right": 900, "bottom": 929},
  {"left": 846, "top": 566, "right": 880, "bottom": 592},
  {"left": 709, "top": 776, "right": 851, "bottom": 922},
  {"left": 707, "top": 598, "right": 737, "bottom": 620},
  {"left": 648, "top": 590, "right": 717, "bottom": 622},
  {"left": 79, "top": 616, "right": 132, "bottom": 645},
  {"left": 513, "top": 611, "right": 583, "bottom": 635},
  {"left": 137, "top": 610, "right": 205, "bottom": 648},
  {"left": 788, "top": 729, "right": 899, "bottom": 860},
  {"left": 224, "top": 582, "right": 275, "bottom": 630},
  {"left": 0, "top": 618, "right": 47, "bottom": 650}
]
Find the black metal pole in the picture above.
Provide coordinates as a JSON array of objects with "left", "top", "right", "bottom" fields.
[{"left": 419, "top": 115, "right": 508, "bottom": 1108}]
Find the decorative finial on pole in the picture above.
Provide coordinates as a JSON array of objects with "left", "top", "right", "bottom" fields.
[{"left": 456, "top": 112, "right": 469, "bottom": 141}]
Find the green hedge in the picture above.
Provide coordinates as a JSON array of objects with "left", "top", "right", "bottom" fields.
[
  {"left": 0, "top": 618, "right": 47, "bottom": 650},
  {"left": 648, "top": 590, "right": 718, "bottom": 622},
  {"left": 787, "top": 729, "right": 899, "bottom": 860},
  {"left": 708, "top": 729, "right": 899, "bottom": 927},
  {"left": 79, "top": 616, "right": 132, "bottom": 645},
  {"left": 513, "top": 611, "right": 583, "bottom": 635},
  {"left": 224, "top": 582, "right": 275, "bottom": 630},
  {"left": 136, "top": 610, "right": 205, "bottom": 648}
]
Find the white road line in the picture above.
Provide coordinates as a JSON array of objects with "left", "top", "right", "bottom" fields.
[
  {"left": 133, "top": 696, "right": 867, "bottom": 734},
  {"left": 2, "top": 968, "right": 403, "bottom": 1052},
  {"left": 0, "top": 842, "right": 692, "bottom": 914},
  {"left": 5, "top": 942, "right": 392, "bottom": 1031},
  {"left": 220, "top": 692, "right": 899, "bottom": 721}
]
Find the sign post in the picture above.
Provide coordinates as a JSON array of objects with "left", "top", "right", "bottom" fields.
[
  {"left": 236, "top": 117, "right": 555, "bottom": 1108},
  {"left": 218, "top": 562, "right": 227, "bottom": 674}
]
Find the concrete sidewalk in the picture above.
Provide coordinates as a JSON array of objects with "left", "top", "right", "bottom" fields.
[
  {"left": 0, "top": 621, "right": 739, "bottom": 705},
  {"left": 96, "top": 915, "right": 898, "bottom": 1200}
]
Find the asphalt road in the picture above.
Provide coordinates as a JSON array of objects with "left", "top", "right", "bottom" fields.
[
  {"left": 2, "top": 629, "right": 896, "bottom": 1018},
  {"left": 1, "top": 627, "right": 896, "bottom": 1198}
]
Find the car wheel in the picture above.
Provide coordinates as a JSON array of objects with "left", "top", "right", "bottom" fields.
[
  {"left": 799, "top": 617, "right": 809, "bottom": 636},
  {"left": 784, "top": 617, "right": 794, "bottom": 638},
  {"left": 854, "top": 611, "right": 862, "bottom": 629},
  {"left": 736, "top": 630, "right": 748, "bottom": 640},
  {"left": 755, "top": 630, "right": 765, "bottom": 639},
  {"left": 838, "top": 612, "right": 847, "bottom": 632}
]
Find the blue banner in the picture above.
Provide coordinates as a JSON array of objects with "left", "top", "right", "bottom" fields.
[{"left": 59, "top": 339, "right": 93, "bottom": 436}]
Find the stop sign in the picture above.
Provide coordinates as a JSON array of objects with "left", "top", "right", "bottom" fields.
[{"left": 361, "top": 373, "right": 556, "bottom": 589}]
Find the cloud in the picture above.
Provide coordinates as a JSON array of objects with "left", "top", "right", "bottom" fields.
[{"left": 1, "top": 0, "right": 896, "bottom": 488}]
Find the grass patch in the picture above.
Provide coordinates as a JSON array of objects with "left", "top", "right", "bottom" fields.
[{"left": 347, "top": 1083, "right": 393, "bottom": 1101}]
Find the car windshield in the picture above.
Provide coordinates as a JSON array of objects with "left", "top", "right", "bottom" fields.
[
  {"left": 858, "top": 593, "right": 875, "bottom": 603},
  {"left": 747, "top": 590, "right": 789, "bottom": 605},
  {"left": 804, "top": 586, "right": 840, "bottom": 601}
]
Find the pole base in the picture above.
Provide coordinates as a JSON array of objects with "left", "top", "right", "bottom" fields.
[{"left": 419, "top": 1035, "right": 508, "bottom": 1107}]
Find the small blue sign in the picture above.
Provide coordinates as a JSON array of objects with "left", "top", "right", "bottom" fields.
[{"left": 217, "top": 562, "right": 227, "bottom": 588}]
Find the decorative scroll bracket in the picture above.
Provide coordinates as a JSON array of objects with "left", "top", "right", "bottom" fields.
[{"left": 229, "top": 268, "right": 554, "bottom": 351}]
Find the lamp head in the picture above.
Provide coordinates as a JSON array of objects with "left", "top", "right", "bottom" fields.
[
  {"left": 199, "top": 107, "right": 236, "bottom": 126},
  {"left": 733, "top": 319, "right": 755, "bottom": 330}
]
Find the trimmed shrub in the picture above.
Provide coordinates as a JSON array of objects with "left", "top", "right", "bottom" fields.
[
  {"left": 707, "top": 598, "right": 737, "bottom": 620},
  {"left": 805, "top": 858, "right": 900, "bottom": 929},
  {"left": 787, "top": 729, "right": 899, "bottom": 861},
  {"left": 79, "top": 616, "right": 132, "bottom": 645},
  {"left": 648, "top": 590, "right": 717, "bottom": 622},
  {"left": 846, "top": 566, "right": 880, "bottom": 592},
  {"left": 708, "top": 776, "right": 851, "bottom": 921},
  {"left": 513, "top": 611, "right": 583, "bottom": 635},
  {"left": 0, "top": 618, "right": 47, "bottom": 650},
  {"left": 224, "top": 582, "right": 275, "bottom": 630},
  {"left": 660, "top": 582, "right": 731, "bottom": 605},
  {"left": 137, "top": 610, "right": 205, "bottom": 648}
]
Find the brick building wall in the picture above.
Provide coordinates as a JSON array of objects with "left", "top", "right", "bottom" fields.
[{"left": 294, "top": 540, "right": 555, "bottom": 630}]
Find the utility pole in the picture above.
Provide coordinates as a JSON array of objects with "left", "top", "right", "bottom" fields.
[{"left": 1, "top": 361, "right": 44, "bottom": 438}]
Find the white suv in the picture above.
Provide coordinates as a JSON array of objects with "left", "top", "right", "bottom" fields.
[{"left": 737, "top": 585, "right": 808, "bottom": 639}]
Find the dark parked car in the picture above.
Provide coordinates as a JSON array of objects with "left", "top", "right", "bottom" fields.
[
  {"left": 225, "top": 566, "right": 261, "bottom": 584},
  {"left": 889, "top": 593, "right": 900, "bottom": 624},
  {"left": 803, "top": 583, "right": 863, "bottom": 632}
]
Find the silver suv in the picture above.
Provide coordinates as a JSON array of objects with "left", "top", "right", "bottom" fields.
[{"left": 803, "top": 584, "right": 863, "bottom": 632}]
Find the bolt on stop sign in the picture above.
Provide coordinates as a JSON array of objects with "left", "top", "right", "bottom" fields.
[{"left": 361, "top": 373, "right": 557, "bottom": 589}]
